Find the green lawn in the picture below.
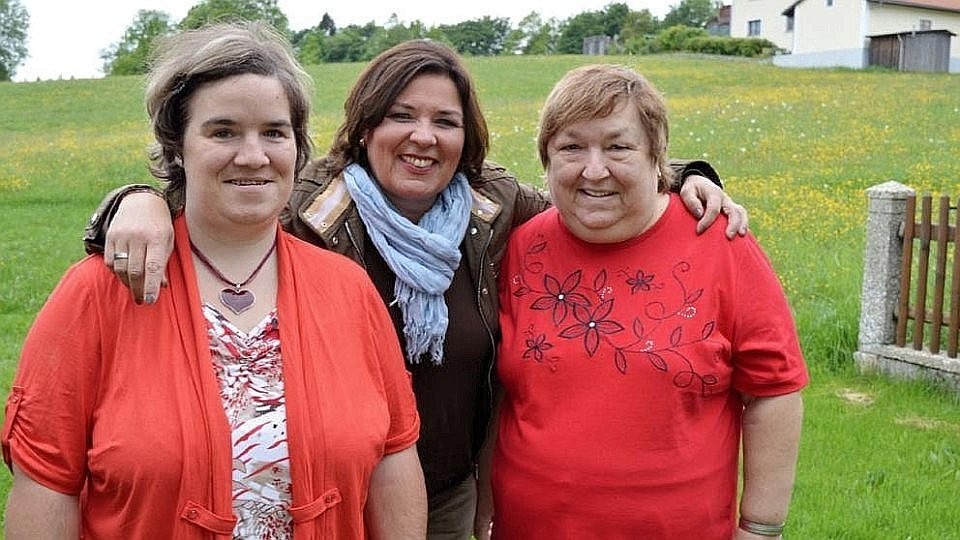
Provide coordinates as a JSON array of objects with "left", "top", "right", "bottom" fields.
[{"left": 1, "top": 54, "right": 959, "bottom": 538}]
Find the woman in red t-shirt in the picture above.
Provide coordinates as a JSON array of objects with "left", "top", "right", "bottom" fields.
[{"left": 490, "top": 64, "right": 808, "bottom": 540}]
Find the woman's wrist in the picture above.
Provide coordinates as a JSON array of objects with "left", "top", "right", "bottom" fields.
[
  {"left": 738, "top": 516, "right": 786, "bottom": 537},
  {"left": 83, "top": 184, "right": 164, "bottom": 254},
  {"left": 679, "top": 160, "right": 723, "bottom": 189}
]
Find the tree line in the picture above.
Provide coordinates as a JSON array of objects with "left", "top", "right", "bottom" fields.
[{"left": 0, "top": 0, "right": 776, "bottom": 81}]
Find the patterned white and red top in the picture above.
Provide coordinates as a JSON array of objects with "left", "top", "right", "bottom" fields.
[{"left": 204, "top": 304, "right": 292, "bottom": 540}]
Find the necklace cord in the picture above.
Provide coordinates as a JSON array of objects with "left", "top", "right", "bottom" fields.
[{"left": 189, "top": 236, "right": 277, "bottom": 291}]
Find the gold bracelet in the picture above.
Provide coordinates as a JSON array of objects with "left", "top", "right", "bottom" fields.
[{"left": 738, "top": 517, "right": 785, "bottom": 537}]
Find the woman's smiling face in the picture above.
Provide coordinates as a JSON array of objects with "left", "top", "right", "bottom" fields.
[
  {"left": 546, "top": 101, "right": 665, "bottom": 244},
  {"left": 182, "top": 73, "right": 296, "bottom": 231},
  {"left": 364, "top": 73, "right": 465, "bottom": 221}
]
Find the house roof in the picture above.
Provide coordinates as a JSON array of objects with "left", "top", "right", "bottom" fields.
[
  {"left": 784, "top": 0, "right": 960, "bottom": 15},
  {"left": 783, "top": 0, "right": 803, "bottom": 16},
  {"left": 868, "top": 28, "right": 958, "bottom": 37},
  {"left": 868, "top": 0, "right": 960, "bottom": 13}
]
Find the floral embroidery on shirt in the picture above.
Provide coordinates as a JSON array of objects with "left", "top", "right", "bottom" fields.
[
  {"left": 528, "top": 270, "right": 591, "bottom": 325},
  {"left": 205, "top": 304, "right": 293, "bottom": 540},
  {"left": 622, "top": 268, "right": 661, "bottom": 294},
  {"left": 510, "top": 235, "right": 720, "bottom": 395},
  {"left": 523, "top": 333, "right": 554, "bottom": 362}
]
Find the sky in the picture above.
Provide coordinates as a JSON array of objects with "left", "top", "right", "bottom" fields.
[{"left": 14, "top": 0, "right": 672, "bottom": 82}]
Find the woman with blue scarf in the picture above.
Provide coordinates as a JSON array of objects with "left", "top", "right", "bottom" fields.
[{"left": 83, "top": 39, "right": 747, "bottom": 540}]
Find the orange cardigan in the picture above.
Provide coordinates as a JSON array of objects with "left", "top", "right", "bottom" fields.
[{"left": 3, "top": 216, "right": 419, "bottom": 538}]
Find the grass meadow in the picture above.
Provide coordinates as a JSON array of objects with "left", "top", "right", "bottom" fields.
[{"left": 2, "top": 54, "right": 959, "bottom": 537}]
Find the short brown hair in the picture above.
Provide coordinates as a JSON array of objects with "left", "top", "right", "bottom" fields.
[
  {"left": 328, "top": 39, "right": 489, "bottom": 179},
  {"left": 145, "top": 21, "right": 313, "bottom": 210},
  {"left": 537, "top": 64, "right": 672, "bottom": 191}
]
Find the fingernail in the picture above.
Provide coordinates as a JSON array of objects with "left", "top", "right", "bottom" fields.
[
  {"left": 695, "top": 209, "right": 703, "bottom": 219},
  {"left": 145, "top": 294, "right": 156, "bottom": 305}
]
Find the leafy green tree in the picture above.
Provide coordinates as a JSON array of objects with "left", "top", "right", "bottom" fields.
[
  {"left": 180, "top": 0, "right": 289, "bottom": 35},
  {"left": 101, "top": 10, "right": 174, "bottom": 76},
  {"left": 322, "top": 22, "right": 378, "bottom": 62},
  {"left": 320, "top": 27, "right": 362, "bottom": 63},
  {"left": 555, "top": 3, "right": 636, "bottom": 54},
  {"left": 300, "top": 16, "right": 407, "bottom": 64},
  {"left": 365, "top": 14, "right": 427, "bottom": 58},
  {"left": 0, "top": 0, "right": 29, "bottom": 81},
  {"left": 555, "top": 10, "right": 606, "bottom": 54},
  {"left": 601, "top": 2, "right": 631, "bottom": 37},
  {"left": 296, "top": 30, "right": 327, "bottom": 65},
  {"left": 524, "top": 17, "right": 559, "bottom": 55},
  {"left": 439, "top": 16, "right": 510, "bottom": 56},
  {"left": 502, "top": 25, "right": 525, "bottom": 55},
  {"left": 424, "top": 27, "right": 455, "bottom": 48},
  {"left": 317, "top": 12, "right": 336, "bottom": 36},
  {"left": 292, "top": 12, "right": 336, "bottom": 65},
  {"left": 663, "top": 0, "right": 720, "bottom": 29},
  {"left": 620, "top": 9, "right": 660, "bottom": 53},
  {"left": 505, "top": 12, "right": 558, "bottom": 55}
]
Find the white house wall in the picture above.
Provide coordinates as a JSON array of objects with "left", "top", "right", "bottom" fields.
[
  {"left": 730, "top": 0, "right": 795, "bottom": 51},
  {"left": 867, "top": 3, "right": 960, "bottom": 34},
  {"left": 792, "top": 0, "right": 867, "bottom": 53},
  {"left": 773, "top": 0, "right": 869, "bottom": 68}
]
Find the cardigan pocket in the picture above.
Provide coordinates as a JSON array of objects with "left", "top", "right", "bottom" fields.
[
  {"left": 2, "top": 386, "right": 25, "bottom": 467},
  {"left": 289, "top": 487, "right": 343, "bottom": 522},
  {"left": 180, "top": 500, "right": 237, "bottom": 534}
]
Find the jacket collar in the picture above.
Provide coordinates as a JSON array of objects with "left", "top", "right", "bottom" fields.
[{"left": 300, "top": 173, "right": 502, "bottom": 237}]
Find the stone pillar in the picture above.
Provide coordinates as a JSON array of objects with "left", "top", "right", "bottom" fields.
[{"left": 858, "top": 181, "right": 914, "bottom": 348}]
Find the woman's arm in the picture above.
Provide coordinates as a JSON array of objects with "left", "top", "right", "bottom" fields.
[
  {"left": 736, "top": 392, "right": 804, "bottom": 540},
  {"left": 365, "top": 445, "right": 427, "bottom": 540},
  {"left": 4, "top": 463, "right": 80, "bottom": 539},
  {"left": 82, "top": 187, "right": 174, "bottom": 305}
]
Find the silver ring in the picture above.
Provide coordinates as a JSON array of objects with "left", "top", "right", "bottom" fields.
[{"left": 113, "top": 252, "right": 129, "bottom": 261}]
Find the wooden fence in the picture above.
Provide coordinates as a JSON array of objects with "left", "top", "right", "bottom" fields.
[
  {"left": 895, "top": 193, "right": 960, "bottom": 357},
  {"left": 855, "top": 182, "right": 960, "bottom": 390}
]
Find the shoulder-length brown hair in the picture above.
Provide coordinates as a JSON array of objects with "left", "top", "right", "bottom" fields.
[
  {"left": 145, "top": 21, "right": 313, "bottom": 210},
  {"left": 328, "top": 39, "right": 489, "bottom": 179}
]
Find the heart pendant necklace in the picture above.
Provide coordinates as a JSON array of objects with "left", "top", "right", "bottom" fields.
[{"left": 189, "top": 236, "right": 277, "bottom": 315}]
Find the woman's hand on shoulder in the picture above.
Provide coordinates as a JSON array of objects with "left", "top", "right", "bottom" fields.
[
  {"left": 679, "top": 175, "right": 749, "bottom": 239},
  {"left": 104, "top": 192, "right": 174, "bottom": 304}
]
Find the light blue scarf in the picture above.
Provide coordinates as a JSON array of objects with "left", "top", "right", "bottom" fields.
[{"left": 342, "top": 163, "right": 472, "bottom": 364}]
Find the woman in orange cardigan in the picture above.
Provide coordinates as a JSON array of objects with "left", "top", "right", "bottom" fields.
[{"left": 3, "top": 22, "right": 425, "bottom": 539}]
